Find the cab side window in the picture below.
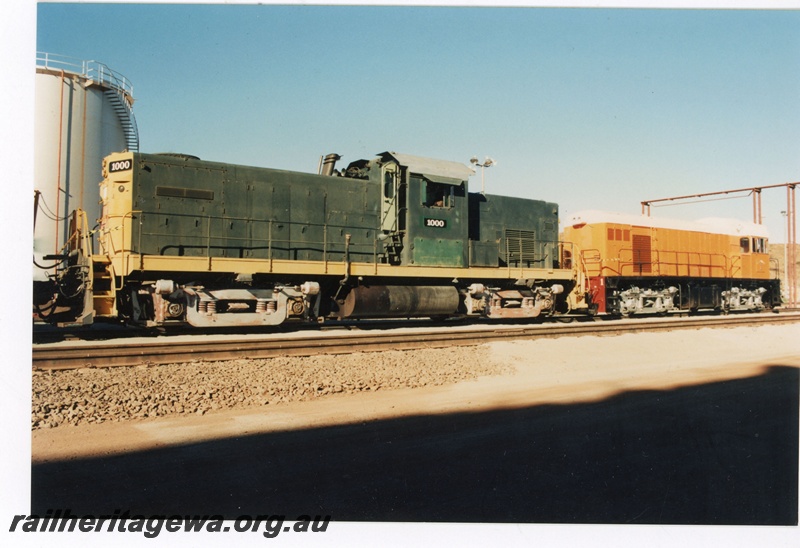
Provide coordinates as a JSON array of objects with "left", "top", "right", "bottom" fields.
[
  {"left": 424, "top": 181, "right": 451, "bottom": 208},
  {"left": 739, "top": 237, "right": 750, "bottom": 253},
  {"left": 383, "top": 171, "right": 394, "bottom": 200}
]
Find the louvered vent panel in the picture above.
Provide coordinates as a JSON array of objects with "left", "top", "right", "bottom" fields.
[
  {"left": 632, "top": 234, "right": 652, "bottom": 274},
  {"left": 505, "top": 229, "right": 536, "bottom": 266}
]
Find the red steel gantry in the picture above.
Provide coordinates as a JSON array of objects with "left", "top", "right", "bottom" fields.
[{"left": 641, "top": 182, "right": 798, "bottom": 308}]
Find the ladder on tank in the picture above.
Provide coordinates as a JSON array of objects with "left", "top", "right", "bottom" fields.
[{"left": 105, "top": 89, "right": 139, "bottom": 152}]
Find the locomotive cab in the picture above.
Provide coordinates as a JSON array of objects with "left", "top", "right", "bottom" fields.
[
  {"left": 737, "top": 235, "right": 771, "bottom": 280},
  {"left": 372, "top": 152, "right": 473, "bottom": 268}
]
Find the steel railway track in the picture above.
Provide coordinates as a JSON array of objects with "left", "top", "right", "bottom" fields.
[{"left": 32, "top": 312, "right": 800, "bottom": 371}]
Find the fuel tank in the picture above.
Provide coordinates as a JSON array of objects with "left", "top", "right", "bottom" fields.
[{"left": 341, "top": 285, "right": 460, "bottom": 319}]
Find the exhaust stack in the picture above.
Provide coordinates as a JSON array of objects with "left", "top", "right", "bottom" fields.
[{"left": 319, "top": 153, "right": 342, "bottom": 176}]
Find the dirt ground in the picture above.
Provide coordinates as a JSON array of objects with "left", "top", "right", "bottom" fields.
[
  {"left": 32, "top": 324, "right": 799, "bottom": 460},
  {"left": 30, "top": 323, "right": 800, "bottom": 525}
]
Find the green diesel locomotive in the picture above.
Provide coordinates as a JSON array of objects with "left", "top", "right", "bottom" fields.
[{"left": 36, "top": 150, "right": 581, "bottom": 328}]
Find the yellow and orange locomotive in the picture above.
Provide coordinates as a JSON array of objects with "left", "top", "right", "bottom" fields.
[{"left": 563, "top": 210, "right": 776, "bottom": 316}]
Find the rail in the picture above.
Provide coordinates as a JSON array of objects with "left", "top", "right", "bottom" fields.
[{"left": 31, "top": 312, "right": 800, "bottom": 370}]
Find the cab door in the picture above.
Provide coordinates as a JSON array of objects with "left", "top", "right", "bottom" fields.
[
  {"left": 380, "top": 162, "right": 402, "bottom": 234},
  {"left": 407, "top": 175, "right": 468, "bottom": 267}
]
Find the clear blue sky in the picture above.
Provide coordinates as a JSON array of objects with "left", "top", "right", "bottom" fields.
[{"left": 27, "top": 2, "right": 800, "bottom": 241}]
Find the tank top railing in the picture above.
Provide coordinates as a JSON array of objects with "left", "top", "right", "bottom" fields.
[{"left": 36, "top": 52, "right": 134, "bottom": 98}]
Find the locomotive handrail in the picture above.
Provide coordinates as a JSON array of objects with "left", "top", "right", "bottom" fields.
[
  {"left": 730, "top": 254, "right": 742, "bottom": 278},
  {"left": 564, "top": 242, "right": 591, "bottom": 294},
  {"left": 577, "top": 243, "right": 761, "bottom": 282},
  {"left": 381, "top": 190, "right": 400, "bottom": 234},
  {"left": 121, "top": 210, "right": 142, "bottom": 291},
  {"left": 206, "top": 215, "right": 212, "bottom": 270},
  {"left": 106, "top": 207, "right": 575, "bottom": 278},
  {"left": 647, "top": 249, "right": 729, "bottom": 278},
  {"left": 615, "top": 247, "right": 730, "bottom": 278},
  {"left": 122, "top": 210, "right": 378, "bottom": 274},
  {"left": 63, "top": 210, "right": 92, "bottom": 258},
  {"left": 578, "top": 248, "right": 606, "bottom": 277},
  {"left": 769, "top": 257, "right": 781, "bottom": 280}
]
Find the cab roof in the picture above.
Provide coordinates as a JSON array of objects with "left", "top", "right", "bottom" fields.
[
  {"left": 566, "top": 210, "right": 770, "bottom": 238},
  {"left": 378, "top": 151, "right": 475, "bottom": 182}
]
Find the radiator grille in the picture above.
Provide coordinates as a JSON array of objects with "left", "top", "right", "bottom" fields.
[{"left": 505, "top": 229, "right": 536, "bottom": 266}]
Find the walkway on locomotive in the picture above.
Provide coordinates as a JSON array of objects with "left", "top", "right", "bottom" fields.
[{"left": 96, "top": 151, "right": 572, "bottom": 285}]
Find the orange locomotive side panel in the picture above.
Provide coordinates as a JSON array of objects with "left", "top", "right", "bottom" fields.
[
  {"left": 564, "top": 217, "right": 770, "bottom": 281},
  {"left": 562, "top": 211, "right": 776, "bottom": 315}
]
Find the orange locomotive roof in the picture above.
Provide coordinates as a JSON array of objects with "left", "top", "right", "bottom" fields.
[{"left": 565, "top": 210, "right": 770, "bottom": 239}]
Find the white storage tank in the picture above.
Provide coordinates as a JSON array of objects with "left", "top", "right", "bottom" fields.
[{"left": 33, "top": 52, "right": 139, "bottom": 280}]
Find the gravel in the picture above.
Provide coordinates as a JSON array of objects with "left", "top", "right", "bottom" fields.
[{"left": 31, "top": 346, "right": 510, "bottom": 429}]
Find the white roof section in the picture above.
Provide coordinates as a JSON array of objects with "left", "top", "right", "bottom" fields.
[
  {"left": 378, "top": 151, "right": 475, "bottom": 182},
  {"left": 566, "top": 210, "right": 770, "bottom": 238}
]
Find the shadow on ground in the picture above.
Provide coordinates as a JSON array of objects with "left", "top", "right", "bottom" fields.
[{"left": 32, "top": 365, "right": 798, "bottom": 525}]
